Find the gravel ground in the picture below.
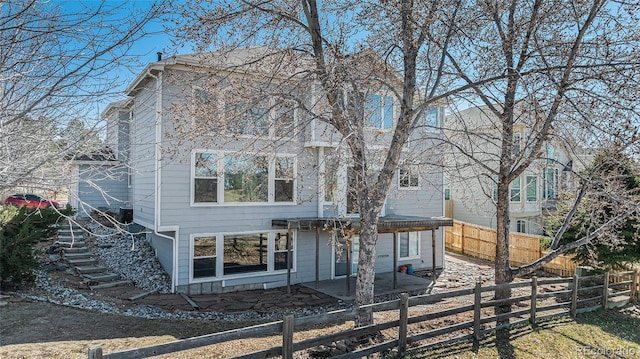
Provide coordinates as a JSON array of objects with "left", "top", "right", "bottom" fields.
[{"left": 8, "top": 221, "right": 505, "bottom": 325}]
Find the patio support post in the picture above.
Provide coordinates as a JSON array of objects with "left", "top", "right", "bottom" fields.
[
  {"left": 287, "top": 226, "right": 292, "bottom": 295},
  {"left": 393, "top": 232, "right": 398, "bottom": 289},
  {"left": 315, "top": 226, "right": 320, "bottom": 289},
  {"left": 432, "top": 229, "right": 436, "bottom": 277},
  {"left": 346, "top": 237, "right": 351, "bottom": 296}
]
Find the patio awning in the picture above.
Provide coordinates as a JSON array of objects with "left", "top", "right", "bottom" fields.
[
  {"left": 272, "top": 215, "right": 453, "bottom": 295},
  {"left": 271, "top": 215, "right": 453, "bottom": 233}
]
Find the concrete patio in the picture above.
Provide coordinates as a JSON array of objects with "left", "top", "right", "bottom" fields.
[{"left": 302, "top": 271, "right": 435, "bottom": 301}]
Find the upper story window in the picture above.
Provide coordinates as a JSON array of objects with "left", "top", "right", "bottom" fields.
[
  {"left": 365, "top": 94, "right": 394, "bottom": 130},
  {"left": 543, "top": 168, "right": 558, "bottom": 199},
  {"left": 225, "top": 98, "right": 270, "bottom": 137},
  {"left": 526, "top": 175, "right": 537, "bottom": 202},
  {"left": 512, "top": 133, "right": 522, "bottom": 155},
  {"left": 510, "top": 175, "right": 522, "bottom": 202},
  {"left": 399, "top": 164, "right": 420, "bottom": 189},
  {"left": 192, "top": 88, "right": 296, "bottom": 139},
  {"left": 192, "top": 151, "right": 296, "bottom": 205},
  {"left": 423, "top": 107, "right": 439, "bottom": 131},
  {"left": 444, "top": 176, "right": 451, "bottom": 200}
]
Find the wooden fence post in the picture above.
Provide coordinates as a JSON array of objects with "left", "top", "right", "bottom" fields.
[
  {"left": 632, "top": 269, "right": 638, "bottom": 304},
  {"left": 570, "top": 274, "right": 578, "bottom": 318},
  {"left": 473, "top": 279, "right": 482, "bottom": 343},
  {"left": 282, "top": 315, "right": 294, "bottom": 359},
  {"left": 88, "top": 348, "right": 102, "bottom": 359},
  {"left": 602, "top": 272, "right": 610, "bottom": 310},
  {"left": 460, "top": 222, "right": 465, "bottom": 255},
  {"left": 398, "top": 293, "right": 409, "bottom": 355},
  {"left": 530, "top": 276, "right": 537, "bottom": 326}
]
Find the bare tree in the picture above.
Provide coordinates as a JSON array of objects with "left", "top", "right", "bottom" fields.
[
  {"left": 169, "top": 0, "right": 640, "bottom": 325},
  {"left": 1, "top": 0, "right": 164, "bottom": 198},
  {"left": 439, "top": 0, "right": 640, "bottom": 322}
]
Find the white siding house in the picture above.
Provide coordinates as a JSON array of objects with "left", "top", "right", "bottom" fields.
[{"left": 445, "top": 106, "right": 590, "bottom": 235}]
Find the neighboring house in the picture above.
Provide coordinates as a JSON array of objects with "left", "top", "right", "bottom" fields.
[
  {"left": 68, "top": 99, "right": 132, "bottom": 218},
  {"left": 444, "top": 105, "right": 590, "bottom": 235},
  {"left": 92, "top": 49, "right": 451, "bottom": 294}
]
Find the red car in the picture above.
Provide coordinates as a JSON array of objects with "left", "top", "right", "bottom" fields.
[{"left": 4, "top": 194, "right": 62, "bottom": 209}]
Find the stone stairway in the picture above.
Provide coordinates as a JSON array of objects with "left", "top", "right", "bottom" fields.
[{"left": 56, "top": 221, "right": 131, "bottom": 290}]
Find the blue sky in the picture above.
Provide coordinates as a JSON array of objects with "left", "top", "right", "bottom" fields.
[{"left": 56, "top": 1, "right": 190, "bottom": 119}]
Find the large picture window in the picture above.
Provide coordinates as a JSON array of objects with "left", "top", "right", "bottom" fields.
[
  {"left": 192, "top": 231, "right": 296, "bottom": 280},
  {"left": 193, "top": 151, "right": 295, "bottom": 205},
  {"left": 223, "top": 233, "right": 268, "bottom": 275},
  {"left": 225, "top": 154, "right": 268, "bottom": 202},
  {"left": 399, "top": 232, "right": 419, "bottom": 259}
]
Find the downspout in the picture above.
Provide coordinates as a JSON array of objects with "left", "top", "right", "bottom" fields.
[{"left": 147, "top": 69, "right": 179, "bottom": 293}]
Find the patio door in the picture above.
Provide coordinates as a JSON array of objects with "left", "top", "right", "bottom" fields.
[{"left": 334, "top": 235, "right": 359, "bottom": 277}]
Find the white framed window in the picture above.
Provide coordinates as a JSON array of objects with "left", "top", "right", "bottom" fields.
[
  {"left": 423, "top": 107, "right": 439, "bottom": 131},
  {"left": 526, "top": 175, "right": 537, "bottom": 202},
  {"left": 191, "top": 230, "right": 296, "bottom": 281},
  {"left": 225, "top": 154, "right": 269, "bottom": 203},
  {"left": 492, "top": 181, "right": 498, "bottom": 202},
  {"left": 398, "top": 232, "right": 420, "bottom": 259},
  {"left": 399, "top": 165, "right": 420, "bottom": 189},
  {"left": 365, "top": 94, "right": 394, "bottom": 130},
  {"left": 543, "top": 168, "right": 558, "bottom": 199},
  {"left": 516, "top": 219, "right": 526, "bottom": 233},
  {"left": 191, "top": 87, "right": 221, "bottom": 127},
  {"left": 191, "top": 151, "right": 296, "bottom": 205},
  {"left": 444, "top": 176, "right": 451, "bottom": 200},
  {"left": 510, "top": 175, "right": 521, "bottom": 202},
  {"left": 194, "top": 152, "right": 219, "bottom": 203},
  {"left": 193, "top": 236, "right": 216, "bottom": 278},
  {"left": 512, "top": 133, "right": 521, "bottom": 155}
]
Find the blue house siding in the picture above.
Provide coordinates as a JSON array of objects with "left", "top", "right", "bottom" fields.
[
  {"left": 75, "top": 164, "right": 129, "bottom": 217},
  {"left": 130, "top": 79, "right": 158, "bottom": 227}
]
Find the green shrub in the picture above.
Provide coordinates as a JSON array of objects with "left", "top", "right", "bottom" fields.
[{"left": 0, "top": 206, "right": 73, "bottom": 289}]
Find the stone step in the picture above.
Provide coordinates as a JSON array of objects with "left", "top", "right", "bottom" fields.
[
  {"left": 76, "top": 266, "right": 107, "bottom": 274},
  {"left": 607, "top": 295, "right": 630, "bottom": 309},
  {"left": 63, "top": 247, "right": 89, "bottom": 254},
  {"left": 57, "top": 241, "right": 86, "bottom": 248},
  {"left": 84, "top": 273, "right": 121, "bottom": 282},
  {"left": 58, "top": 228, "right": 86, "bottom": 236},
  {"left": 89, "top": 280, "right": 132, "bottom": 290},
  {"left": 67, "top": 258, "right": 97, "bottom": 266},
  {"left": 65, "top": 252, "right": 92, "bottom": 260},
  {"left": 58, "top": 234, "right": 84, "bottom": 240}
]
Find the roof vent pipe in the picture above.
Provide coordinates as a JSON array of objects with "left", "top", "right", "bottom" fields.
[{"left": 157, "top": 52, "right": 163, "bottom": 61}]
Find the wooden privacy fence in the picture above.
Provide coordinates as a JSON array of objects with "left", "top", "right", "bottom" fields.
[
  {"left": 87, "top": 270, "right": 639, "bottom": 359},
  {"left": 445, "top": 220, "right": 578, "bottom": 276}
]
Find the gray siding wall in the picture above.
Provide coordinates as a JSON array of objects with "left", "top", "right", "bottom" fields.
[
  {"left": 76, "top": 164, "right": 129, "bottom": 217},
  {"left": 149, "top": 231, "right": 174, "bottom": 275},
  {"left": 136, "top": 69, "right": 448, "bottom": 293},
  {"left": 131, "top": 79, "right": 157, "bottom": 227}
]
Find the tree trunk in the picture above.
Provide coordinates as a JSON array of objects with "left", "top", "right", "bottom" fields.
[
  {"left": 494, "top": 180, "right": 513, "bottom": 326},
  {"left": 354, "top": 207, "right": 379, "bottom": 326}
]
